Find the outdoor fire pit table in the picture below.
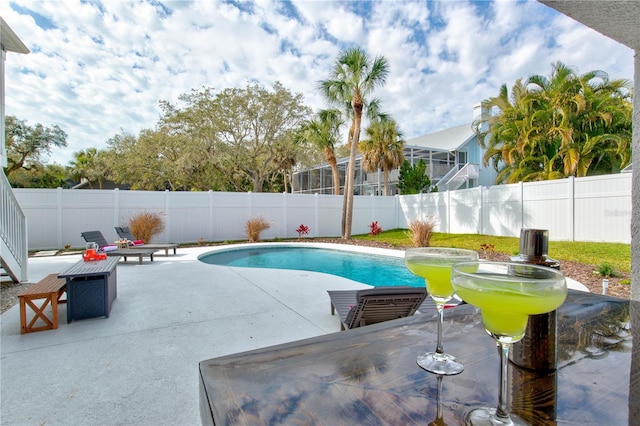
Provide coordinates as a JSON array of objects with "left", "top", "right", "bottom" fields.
[{"left": 58, "top": 256, "right": 120, "bottom": 322}]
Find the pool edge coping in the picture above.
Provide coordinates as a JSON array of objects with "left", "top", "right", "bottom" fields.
[{"left": 196, "top": 242, "right": 589, "bottom": 292}]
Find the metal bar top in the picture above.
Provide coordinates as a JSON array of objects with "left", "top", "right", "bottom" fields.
[{"left": 58, "top": 256, "right": 120, "bottom": 278}]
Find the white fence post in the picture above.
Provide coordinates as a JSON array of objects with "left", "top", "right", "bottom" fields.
[
  {"left": 164, "top": 190, "right": 170, "bottom": 242},
  {"left": 56, "top": 187, "right": 63, "bottom": 249},
  {"left": 371, "top": 194, "right": 375, "bottom": 223},
  {"left": 208, "top": 190, "right": 214, "bottom": 241},
  {"left": 395, "top": 194, "right": 400, "bottom": 229},
  {"left": 314, "top": 193, "right": 319, "bottom": 238},
  {"left": 113, "top": 188, "right": 120, "bottom": 229},
  {"left": 283, "top": 192, "right": 288, "bottom": 239},
  {"left": 569, "top": 176, "right": 575, "bottom": 242},
  {"left": 478, "top": 186, "right": 483, "bottom": 235},
  {"left": 519, "top": 181, "right": 524, "bottom": 231},
  {"left": 447, "top": 190, "right": 451, "bottom": 234}
]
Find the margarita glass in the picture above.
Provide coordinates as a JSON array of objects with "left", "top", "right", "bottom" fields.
[
  {"left": 405, "top": 247, "right": 478, "bottom": 375},
  {"left": 451, "top": 261, "right": 567, "bottom": 426}
]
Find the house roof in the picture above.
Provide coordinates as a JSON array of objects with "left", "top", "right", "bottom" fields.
[
  {"left": 404, "top": 123, "right": 475, "bottom": 152},
  {"left": 1, "top": 17, "right": 30, "bottom": 54}
]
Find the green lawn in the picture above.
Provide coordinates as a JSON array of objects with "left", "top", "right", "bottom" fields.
[{"left": 353, "top": 229, "right": 631, "bottom": 273}]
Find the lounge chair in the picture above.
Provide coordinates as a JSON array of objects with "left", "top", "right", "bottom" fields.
[
  {"left": 81, "top": 231, "right": 158, "bottom": 264},
  {"left": 327, "top": 286, "right": 428, "bottom": 330},
  {"left": 114, "top": 226, "right": 178, "bottom": 256}
]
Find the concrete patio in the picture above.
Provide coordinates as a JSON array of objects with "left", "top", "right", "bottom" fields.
[
  {"left": 1, "top": 244, "right": 376, "bottom": 425},
  {"left": 1, "top": 243, "right": 589, "bottom": 425}
]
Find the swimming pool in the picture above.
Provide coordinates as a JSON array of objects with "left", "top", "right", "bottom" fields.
[{"left": 199, "top": 244, "right": 424, "bottom": 288}]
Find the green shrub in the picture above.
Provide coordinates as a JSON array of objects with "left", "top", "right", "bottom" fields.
[{"left": 596, "top": 262, "right": 621, "bottom": 278}]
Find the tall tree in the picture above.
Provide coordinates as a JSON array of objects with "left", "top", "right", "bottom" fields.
[
  {"left": 100, "top": 83, "right": 313, "bottom": 192},
  {"left": 272, "top": 135, "right": 299, "bottom": 193},
  {"left": 68, "top": 148, "right": 109, "bottom": 189},
  {"left": 318, "top": 47, "right": 389, "bottom": 238},
  {"left": 358, "top": 117, "right": 404, "bottom": 195},
  {"left": 298, "top": 109, "right": 344, "bottom": 195},
  {"left": 474, "top": 62, "right": 632, "bottom": 183},
  {"left": 164, "top": 82, "right": 312, "bottom": 192},
  {"left": 397, "top": 159, "right": 432, "bottom": 194},
  {"left": 4, "top": 115, "right": 67, "bottom": 177}
]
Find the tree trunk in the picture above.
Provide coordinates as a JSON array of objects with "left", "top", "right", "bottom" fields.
[
  {"left": 324, "top": 146, "right": 341, "bottom": 195},
  {"left": 282, "top": 170, "right": 289, "bottom": 193},
  {"left": 343, "top": 104, "right": 363, "bottom": 239},
  {"left": 383, "top": 168, "right": 390, "bottom": 196},
  {"left": 252, "top": 176, "right": 264, "bottom": 192},
  {"left": 331, "top": 163, "right": 341, "bottom": 195},
  {"left": 341, "top": 124, "right": 355, "bottom": 237},
  {"left": 341, "top": 168, "right": 350, "bottom": 237}
]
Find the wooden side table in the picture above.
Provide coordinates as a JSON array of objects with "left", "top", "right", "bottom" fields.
[{"left": 115, "top": 240, "right": 130, "bottom": 249}]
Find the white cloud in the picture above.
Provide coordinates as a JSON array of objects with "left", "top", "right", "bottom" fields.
[{"left": 1, "top": 0, "right": 634, "bottom": 166}]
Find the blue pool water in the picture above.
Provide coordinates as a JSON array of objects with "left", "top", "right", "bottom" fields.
[{"left": 199, "top": 246, "right": 425, "bottom": 288}]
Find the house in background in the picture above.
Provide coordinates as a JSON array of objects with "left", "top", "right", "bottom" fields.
[
  {"left": 1, "top": 17, "right": 30, "bottom": 282},
  {"left": 292, "top": 106, "right": 496, "bottom": 195}
]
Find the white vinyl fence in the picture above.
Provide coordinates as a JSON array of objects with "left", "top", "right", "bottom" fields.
[
  {"left": 13, "top": 173, "right": 631, "bottom": 250},
  {"left": 402, "top": 174, "right": 632, "bottom": 243}
]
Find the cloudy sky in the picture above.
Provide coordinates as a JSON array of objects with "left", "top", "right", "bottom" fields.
[{"left": 1, "top": 0, "right": 635, "bottom": 166}]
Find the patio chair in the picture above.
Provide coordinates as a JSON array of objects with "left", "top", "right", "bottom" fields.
[
  {"left": 81, "top": 231, "right": 158, "bottom": 264},
  {"left": 114, "top": 226, "right": 178, "bottom": 256},
  {"left": 327, "top": 286, "right": 428, "bottom": 330}
]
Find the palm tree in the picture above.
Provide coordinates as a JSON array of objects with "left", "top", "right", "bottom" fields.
[
  {"left": 359, "top": 117, "right": 404, "bottom": 195},
  {"left": 570, "top": 69, "right": 633, "bottom": 175},
  {"left": 299, "top": 109, "right": 344, "bottom": 195},
  {"left": 474, "top": 80, "right": 536, "bottom": 183},
  {"left": 474, "top": 62, "right": 632, "bottom": 183},
  {"left": 318, "top": 47, "right": 389, "bottom": 239},
  {"left": 525, "top": 62, "right": 632, "bottom": 178},
  {"left": 68, "top": 148, "right": 104, "bottom": 188}
]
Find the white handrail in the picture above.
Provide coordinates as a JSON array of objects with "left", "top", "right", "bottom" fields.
[
  {"left": 436, "top": 163, "right": 479, "bottom": 191},
  {"left": 0, "top": 171, "right": 28, "bottom": 282}
]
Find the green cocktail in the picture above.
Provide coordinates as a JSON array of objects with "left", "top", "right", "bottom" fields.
[
  {"left": 454, "top": 279, "right": 567, "bottom": 341},
  {"left": 451, "top": 261, "right": 567, "bottom": 426},
  {"left": 405, "top": 260, "right": 454, "bottom": 301},
  {"left": 405, "top": 248, "right": 478, "bottom": 375}
]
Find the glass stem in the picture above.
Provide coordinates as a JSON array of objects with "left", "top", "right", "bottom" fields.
[
  {"left": 435, "top": 303, "right": 444, "bottom": 354},
  {"left": 496, "top": 342, "right": 512, "bottom": 422},
  {"left": 435, "top": 374, "right": 444, "bottom": 421}
]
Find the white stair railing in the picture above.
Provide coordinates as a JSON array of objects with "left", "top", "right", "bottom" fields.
[
  {"left": 0, "top": 171, "right": 28, "bottom": 282},
  {"left": 436, "top": 163, "right": 479, "bottom": 192}
]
